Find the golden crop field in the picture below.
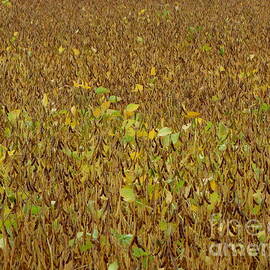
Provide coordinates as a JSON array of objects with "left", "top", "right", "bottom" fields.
[{"left": 0, "top": 0, "right": 270, "bottom": 269}]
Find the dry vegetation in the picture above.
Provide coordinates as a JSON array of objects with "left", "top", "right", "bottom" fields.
[{"left": 0, "top": 0, "right": 270, "bottom": 269}]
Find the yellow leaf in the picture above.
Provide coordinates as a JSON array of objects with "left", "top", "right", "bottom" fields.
[
  {"left": 80, "top": 176, "right": 87, "bottom": 184},
  {"left": 185, "top": 111, "right": 201, "bottom": 118},
  {"left": 8, "top": 150, "right": 15, "bottom": 156},
  {"left": 106, "top": 71, "right": 111, "bottom": 78},
  {"left": 150, "top": 67, "right": 156, "bottom": 76},
  {"left": 73, "top": 48, "right": 80, "bottom": 56},
  {"left": 100, "top": 195, "right": 108, "bottom": 201},
  {"left": 197, "top": 145, "right": 204, "bottom": 152},
  {"left": 42, "top": 93, "right": 48, "bottom": 107},
  {"left": 139, "top": 174, "right": 147, "bottom": 184},
  {"left": 100, "top": 101, "right": 110, "bottom": 111},
  {"left": 123, "top": 171, "right": 134, "bottom": 184},
  {"left": 219, "top": 66, "right": 225, "bottom": 72},
  {"left": 209, "top": 180, "right": 218, "bottom": 191},
  {"left": 125, "top": 127, "right": 135, "bottom": 137},
  {"left": 0, "top": 150, "right": 6, "bottom": 162},
  {"left": 195, "top": 117, "right": 204, "bottom": 125},
  {"left": 103, "top": 145, "right": 110, "bottom": 154},
  {"left": 130, "top": 152, "right": 141, "bottom": 160},
  {"left": 154, "top": 187, "right": 161, "bottom": 201},
  {"left": 81, "top": 164, "right": 90, "bottom": 174},
  {"left": 65, "top": 116, "right": 71, "bottom": 125},
  {"left": 123, "top": 110, "right": 134, "bottom": 119},
  {"left": 70, "top": 120, "right": 77, "bottom": 129},
  {"left": 73, "top": 81, "right": 91, "bottom": 89},
  {"left": 138, "top": 9, "right": 146, "bottom": 15},
  {"left": 133, "top": 84, "right": 144, "bottom": 92},
  {"left": 137, "top": 129, "right": 148, "bottom": 137},
  {"left": 91, "top": 47, "right": 97, "bottom": 53},
  {"left": 71, "top": 106, "right": 77, "bottom": 116},
  {"left": 148, "top": 129, "right": 157, "bottom": 140},
  {"left": 249, "top": 54, "right": 255, "bottom": 60},
  {"left": 73, "top": 81, "right": 81, "bottom": 87},
  {"left": 108, "top": 129, "right": 115, "bottom": 136},
  {"left": 190, "top": 204, "right": 198, "bottom": 212},
  {"left": 165, "top": 190, "right": 173, "bottom": 204},
  {"left": 80, "top": 82, "right": 91, "bottom": 89},
  {"left": 93, "top": 107, "right": 102, "bottom": 118},
  {"left": 58, "top": 46, "right": 65, "bottom": 54},
  {"left": 73, "top": 81, "right": 84, "bottom": 88}
]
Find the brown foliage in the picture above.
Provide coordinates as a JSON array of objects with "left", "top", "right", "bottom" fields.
[{"left": 0, "top": 0, "right": 270, "bottom": 269}]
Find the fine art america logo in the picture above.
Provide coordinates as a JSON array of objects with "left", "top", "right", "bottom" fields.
[{"left": 208, "top": 217, "right": 270, "bottom": 257}]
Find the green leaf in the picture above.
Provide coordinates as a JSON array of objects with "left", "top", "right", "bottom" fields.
[
  {"left": 92, "top": 228, "right": 99, "bottom": 240},
  {"left": 76, "top": 232, "right": 84, "bottom": 239},
  {"left": 188, "top": 26, "right": 202, "bottom": 33},
  {"left": 175, "top": 179, "right": 185, "bottom": 191},
  {"left": 260, "top": 103, "right": 270, "bottom": 112},
  {"left": 162, "top": 9, "right": 170, "bottom": 18},
  {"left": 202, "top": 44, "right": 212, "bottom": 52},
  {"left": 120, "top": 186, "right": 136, "bottom": 202},
  {"left": 159, "top": 221, "right": 176, "bottom": 236},
  {"left": 252, "top": 205, "right": 261, "bottom": 215},
  {"left": 119, "top": 234, "right": 133, "bottom": 246},
  {"left": 31, "top": 205, "right": 41, "bottom": 215},
  {"left": 132, "top": 247, "right": 149, "bottom": 258},
  {"left": 108, "top": 96, "right": 122, "bottom": 103},
  {"left": 204, "top": 121, "right": 213, "bottom": 132},
  {"left": 171, "top": 132, "right": 180, "bottom": 144},
  {"left": 211, "top": 213, "right": 222, "bottom": 224},
  {"left": 219, "top": 46, "right": 225, "bottom": 56},
  {"left": 217, "top": 123, "right": 229, "bottom": 141},
  {"left": 210, "top": 192, "right": 220, "bottom": 205},
  {"left": 157, "top": 127, "right": 172, "bottom": 137},
  {"left": 218, "top": 143, "right": 227, "bottom": 151},
  {"left": 68, "top": 239, "right": 75, "bottom": 247},
  {"left": 136, "top": 36, "right": 144, "bottom": 43},
  {"left": 159, "top": 221, "right": 168, "bottom": 231},
  {"left": 62, "top": 148, "right": 72, "bottom": 157},
  {"left": 252, "top": 162, "right": 260, "bottom": 176},
  {"left": 111, "top": 230, "right": 133, "bottom": 246},
  {"left": 125, "top": 127, "right": 135, "bottom": 137},
  {"left": 126, "top": 103, "right": 140, "bottom": 113},
  {"left": 253, "top": 191, "right": 263, "bottom": 205},
  {"left": 106, "top": 109, "right": 121, "bottom": 117},
  {"left": 122, "top": 135, "right": 135, "bottom": 143},
  {"left": 188, "top": 26, "right": 196, "bottom": 33},
  {"left": 80, "top": 240, "right": 92, "bottom": 252},
  {"left": 4, "top": 127, "right": 11, "bottom": 137},
  {"left": 23, "top": 204, "right": 41, "bottom": 215},
  {"left": 122, "top": 119, "right": 136, "bottom": 129},
  {"left": 7, "top": 109, "right": 21, "bottom": 123},
  {"left": 211, "top": 95, "right": 220, "bottom": 102},
  {"left": 2, "top": 0, "right": 12, "bottom": 6},
  {"left": 257, "top": 230, "right": 266, "bottom": 243},
  {"left": 95, "top": 87, "right": 110, "bottom": 94},
  {"left": 161, "top": 135, "right": 171, "bottom": 147},
  {"left": 108, "top": 261, "right": 119, "bottom": 270}
]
